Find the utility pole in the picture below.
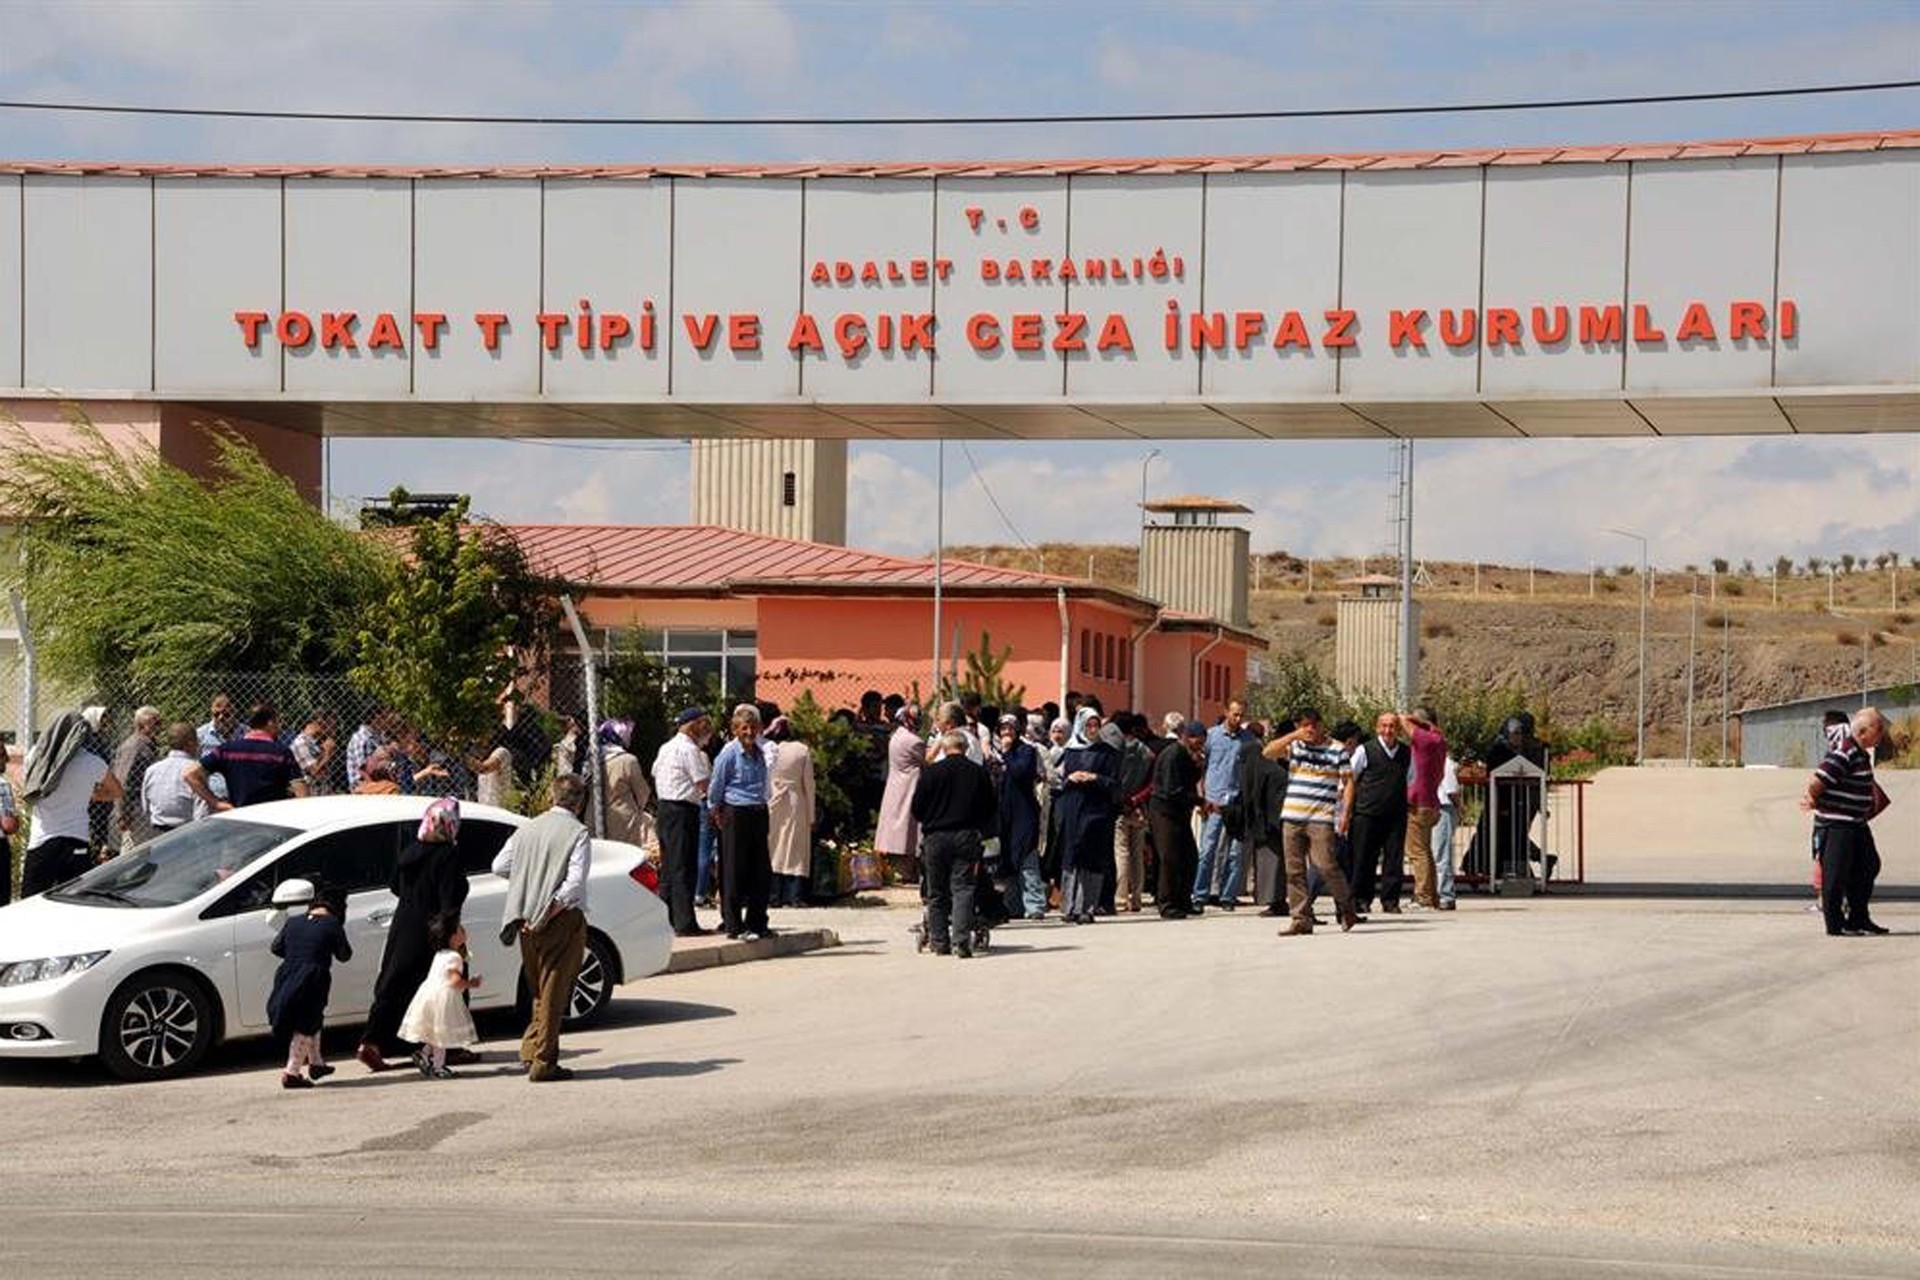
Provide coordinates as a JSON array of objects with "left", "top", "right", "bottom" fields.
[
  {"left": 933, "top": 440, "right": 945, "bottom": 699},
  {"left": 1397, "top": 440, "right": 1416, "bottom": 708},
  {"left": 1720, "top": 606, "right": 1731, "bottom": 764},
  {"left": 1685, "top": 590, "right": 1699, "bottom": 767},
  {"left": 1608, "top": 528, "right": 1650, "bottom": 763},
  {"left": 1828, "top": 565, "right": 1837, "bottom": 611},
  {"left": 1589, "top": 560, "right": 1596, "bottom": 599}
]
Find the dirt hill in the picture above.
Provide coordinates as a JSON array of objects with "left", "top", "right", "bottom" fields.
[{"left": 948, "top": 543, "right": 1919, "bottom": 758}]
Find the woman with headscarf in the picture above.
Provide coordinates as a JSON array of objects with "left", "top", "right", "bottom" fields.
[
  {"left": 874, "top": 704, "right": 924, "bottom": 884},
  {"left": 764, "top": 715, "right": 817, "bottom": 907},
  {"left": 20, "top": 708, "right": 122, "bottom": 897},
  {"left": 996, "top": 713, "right": 1046, "bottom": 920},
  {"left": 1039, "top": 717, "right": 1071, "bottom": 893},
  {"left": 597, "top": 718, "right": 654, "bottom": 851},
  {"left": 1053, "top": 708, "right": 1122, "bottom": 925},
  {"left": 358, "top": 797, "right": 471, "bottom": 1071}
]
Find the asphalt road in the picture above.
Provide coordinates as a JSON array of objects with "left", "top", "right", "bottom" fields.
[{"left": 3, "top": 896, "right": 1915, "bottom": 1278}]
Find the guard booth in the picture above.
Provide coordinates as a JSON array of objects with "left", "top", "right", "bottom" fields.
[{"left": 1455, "top": 754, "right": 1591, "bottom": 893}]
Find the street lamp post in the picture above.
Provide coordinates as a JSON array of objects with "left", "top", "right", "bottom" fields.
[
  {"left": 1607, "top": 528, "right": 1650, "bottom": 762},
  {"left": 1137, "top": 448, "right": 1161, "bottom": 596},
  {"left": 1685, "top": 590, "right": 1699, "bottom": 766}
]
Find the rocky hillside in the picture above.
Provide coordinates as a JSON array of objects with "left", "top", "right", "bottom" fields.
[{"left": 949, "top": 543, "right": 1920, "bottom": 758}]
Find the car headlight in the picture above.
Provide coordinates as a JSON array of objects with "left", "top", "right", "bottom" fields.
[{"left": 0, "top": 952, "right": 110, "bottom": 987}]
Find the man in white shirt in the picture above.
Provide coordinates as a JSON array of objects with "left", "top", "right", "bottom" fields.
[
  {"left": 143, "top": 722, "right": 231, "bottom": 833},
  {"left": 22, "top": 721, "right": 121, "bottom": 897},
  {"left": 1433, "top": 753, "right": 1461, "bottom": 910},
  {"left": 651, "top": 707, "right": 713, "bottom": 937}
]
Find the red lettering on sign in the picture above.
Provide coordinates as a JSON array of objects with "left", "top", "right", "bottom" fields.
[
  {"left": 964, "top": 206, "right": 984, "bottom": 232},
  {"left": 899, "top": 313, "right": 935, "bottom": 351},
  {"left": 787, "top": 313, "right": 824, "bottom": 354},
  {"left": 1728, "top": 301, "right": 1767, "bottom": 341},
  {"left": 277, "top": 311, "right": 313, "bottom": 348},
  {"left": 966, "top": 313, "right": 1000, "bottom": 351},
  {"left": 536, "top": 312, "right": 568, "bottom": 351},
  {"left": 1053, "top": 312, "right": 1087, "bottom": 353},
  {"left": 683, "top": 314, "right": 719, "bottom": 350},
  {"left": 366, "top": 312, "right": 405, "bottom": 350},
  {"left": 1018, "top": 205, "right": 1040, "bottom": 230},
  {"left": 1232, "top": 311, "right": 1264, "bottom": 350},
  {"left": 911, "top": 260, "right": 929, "bottom": 283},
  {"left": 1009, "top": 313, "right": 1043, "bottom": 351},
  {"left": 934, "top": 258, "right": 953, "bottom": 282},
  {"left": 981, "top": 259, "right": 1000, "bottom": 282},
  {"left": 1004, "top": 260, "right": 1026, "bottom": 282},
  {"left": 1632, "top": 305, "right": 1664, "bottom": 343},
  {"left": 1188, "top": 311, "right": 1227, "bottom": 352},
  {"left": 860, "top": 262, "right": 881, "bottom": 285},
  {"left": 1272, "top": 311, "right": 1310, "bottom": 350},
  {"left": 1029, "top": 259, "right": 1052, "bottom": 283},
  {"left": 1095, "top": 313, "right": 1133, "bottom": 353},
  {"left": 233, "top": 311, "right": 269, "bottom": 348},
  {"left": 1439, "top": 308, "right": 1477, "bottom": 348},
  {"left": 1321, "top": 309, "right": 1356, "bottom": 349},
  {"left": 728, "top": 314, "right": 761, "bottom": 351},
  {"left": 834, "top": 313, "right": 867, "bottom": 359},
  {"left": 598, "top": 313, "right": 631, "bottom": 350},
  {"left": 1674, "top": 302, "right": 1716, "bottom": 343},
  {"left": 1389, "top": 309, "right": 1427, "bottom": 349},
  {"left": 834, "top": 261, "right": 854, "bottom": 284},
  {"left": 474, "top": 313, "right": 508, "bottom": 350},
  {"left": 413, "top": 312, "right": 447, "bottom": 350},
  {"left": 1578, "top": 305, "right": 1622, "bottom": 345},
  {"left": 1532, "top": 305, "right": 1568, "bottom": 345},
  {"left": 810, "top": 262, "right": 831, "bottom": 284},
  {"left": 1484, "top": 307, "right": 1521, "bottom": 348},
  {"left": 318, "top": 312, "right": 357, "bottom": 350},
  {"left": 1057, "top": 258, "right": 1078, "bottom": 283},
  {"left": 1779, "top": 299, "right": 1797, "bottom": 340}
]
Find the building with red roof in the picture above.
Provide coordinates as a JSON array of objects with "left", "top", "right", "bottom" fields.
[{"left": 508, "top": 522, "right": 1263, "bottom": 719}]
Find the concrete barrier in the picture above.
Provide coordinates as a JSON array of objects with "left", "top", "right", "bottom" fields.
[{"left": 1582, "top": 766, "right": 1918, "bottom": 887}]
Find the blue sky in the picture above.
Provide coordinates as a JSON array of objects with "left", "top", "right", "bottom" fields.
[{"left": 4, "top": 0, "right": 1919, "bottom": 568}]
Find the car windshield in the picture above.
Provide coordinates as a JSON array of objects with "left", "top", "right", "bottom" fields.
[{"left": 47, "top": 820, "right": 299, "bottom": 909}]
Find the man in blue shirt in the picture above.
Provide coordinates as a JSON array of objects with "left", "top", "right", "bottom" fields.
[
  {"left": 1194, "top": 700, "right": 1258, "bottom": 910},
  {"left": 707, "top": 704, "right": 774, "bottom": 941}
]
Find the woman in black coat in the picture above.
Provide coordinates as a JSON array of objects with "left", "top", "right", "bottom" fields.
[
  {"left": 357, "top": 798, "right": 469, "bottom": 1070},
  {"left": 1053, "top": 708, "right": 1122, "bottom": 925}
]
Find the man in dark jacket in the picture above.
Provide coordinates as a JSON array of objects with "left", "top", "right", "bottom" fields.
[
  {"left": 1240, "top": 721, "right": 1291, "bottom": 915},
  {"left": 911, "top": 731, "right": 999, "bottom": 958},
  {"left": 1347, "top": 711, "right": 1411, "bottom": 914},
  {"left": 1149, "top": 721, "right": 1208, "bottom": 919}
]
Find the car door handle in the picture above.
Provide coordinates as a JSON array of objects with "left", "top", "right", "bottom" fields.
[{"left": 367, "top": 908, "right": 395, "bottom": 926}]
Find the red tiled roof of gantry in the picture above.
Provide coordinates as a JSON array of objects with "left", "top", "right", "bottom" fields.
[
  {"left": 4, "top": 128, "right": 1916, "bottom": 181},
  {"left": 508, "top": 523, "right": 1085, "bottom": 592}
]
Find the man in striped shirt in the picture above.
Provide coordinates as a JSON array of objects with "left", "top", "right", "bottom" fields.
[
  {"left": 1803, "top": 707, "right": 1889, "bottom": 937},
  {"left": 1265, "top": 708, "right": 1359, "bottom": 935}
]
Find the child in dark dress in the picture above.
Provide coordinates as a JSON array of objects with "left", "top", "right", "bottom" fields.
[{"left": 268, "top": 884, "right": 352, "bottom": 1089}]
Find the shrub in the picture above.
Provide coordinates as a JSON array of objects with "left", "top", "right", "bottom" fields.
[
  {"left": 1722, "top": 580, "right": 1745, "bottom": 597},
  {"left": 1423, "top": 620, "right": 1456, "bottom": 638},
  {"left": 1316, "top": 611, "right": 1337, "bottom": 627},
  {"left": 1835, "top": 630, "right": 1860, "bottom": 647}
]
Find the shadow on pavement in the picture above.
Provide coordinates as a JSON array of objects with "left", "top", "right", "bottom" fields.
[{"left": 572, "top": 1056, "right": 741, "bottom": 1081}]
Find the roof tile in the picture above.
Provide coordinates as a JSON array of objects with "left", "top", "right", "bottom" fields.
[{"left": 7, "top": 128, "right": 1914, "bottom": 182}]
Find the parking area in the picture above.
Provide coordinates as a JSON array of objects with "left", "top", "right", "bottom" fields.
[{"left": 2, "top": 896, "right": 1916, "bottom": 1278}]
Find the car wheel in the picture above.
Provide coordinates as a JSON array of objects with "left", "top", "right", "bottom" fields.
[
  {"left": 99, "top": 971, "right": 217, "bottom": 1081},
  {"left": 563, "top": 932, "right": 617, "bottom": 1028}
]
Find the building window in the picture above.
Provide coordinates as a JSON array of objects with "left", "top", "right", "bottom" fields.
[
  {"left": 1080, "top": 629, "right": 1091, "bottom": 674},
  {"left": 632, "top": 627, "right": 758, "bottom": 699},
  {"left": 1105, "top": 634, "right": 1116, "bottom": 681},
  {"left": 781, "top": 471, "right": 797, "bottom": 507}
]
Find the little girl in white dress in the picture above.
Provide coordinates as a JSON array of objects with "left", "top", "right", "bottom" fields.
[{"left": 398, "top": 912, "right": 482, "bottom": 1079}]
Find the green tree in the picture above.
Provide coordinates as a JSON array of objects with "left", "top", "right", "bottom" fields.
[
  {"left": 350, "top": 493, "right": 564, "bottom": 750},
  {"left": 600, "top": 637, "right": 723, "bottom": 776},
  {"left": 938, "top": 630, "right": 1027, "bottom": 707},
  {"left": 2, "top": 416, "right": 391, "bottom": 687},
  {"left": 783, "top": 689, "right": 868, "bottom": 834}
]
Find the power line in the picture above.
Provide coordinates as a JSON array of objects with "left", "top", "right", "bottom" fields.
[
  {"left": 958, "top": 443, "right": 1042, "bottom": 571},
  {"left": 1, "top": 80, "right": 1916, "bottom": 128}
]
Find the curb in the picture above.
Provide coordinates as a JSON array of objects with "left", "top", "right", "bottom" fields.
[{"left": 664, "top": 927, "right": 842, "bottom": 973}]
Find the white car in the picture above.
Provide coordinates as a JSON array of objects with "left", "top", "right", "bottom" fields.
[{"left": 0, "top": 794, "right": 673, "bottom": 1080}]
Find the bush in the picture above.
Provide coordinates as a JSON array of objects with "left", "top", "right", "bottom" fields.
[
  {"left": 1721, "top": 580, "right": 1745, "bottom": 597},
  {"left": 1835, "top": 630, "right": 1860, "bottom": 647},
  {"left": 1423, "top": 620, "right": 1456, "bottom": 638},
  {"left": 1315, "top": 611, "right": 1337, "bottom": 627}
]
